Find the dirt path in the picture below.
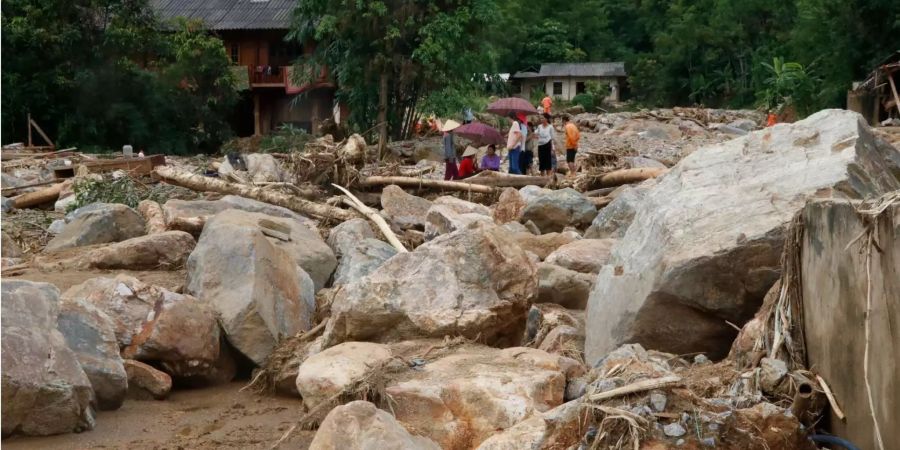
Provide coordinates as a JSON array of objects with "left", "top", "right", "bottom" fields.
[{"left": 3, "top": 382, "right": 313, "bottom": 449}]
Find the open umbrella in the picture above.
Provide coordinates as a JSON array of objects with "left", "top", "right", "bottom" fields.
[
  {"left": 453, "top": 122, "right": 505, "bottom": 146},
  {"left": 485, "top": 97, "right": 539, "bottom": 116}
]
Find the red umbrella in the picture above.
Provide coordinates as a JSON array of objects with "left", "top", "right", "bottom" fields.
[
  {"left": 485, "top": 97, "right": 539, "bottom": 116},
  {"left": 453, "top": 122, "right": 505, "bottom": 146}
]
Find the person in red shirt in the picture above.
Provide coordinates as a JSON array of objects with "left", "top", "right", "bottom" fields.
[{"left": 457, "top": 146, "right": 479, "bottom": 178}]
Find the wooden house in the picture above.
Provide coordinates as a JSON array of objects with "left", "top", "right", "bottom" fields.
[
  {"left": 510, "top": 62, "right": 627, "bottom": 102},
  {"left": 151, "top": 0, "right": 342, "bottom": 136}
]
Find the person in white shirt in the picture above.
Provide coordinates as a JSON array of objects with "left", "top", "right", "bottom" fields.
[{"left": 535, "top": 113, "right": 555, "bottom": 176}]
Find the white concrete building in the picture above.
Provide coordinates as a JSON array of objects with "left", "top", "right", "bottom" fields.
[{"left": 511, "top": 62, "right": 626, "bottom": 102}]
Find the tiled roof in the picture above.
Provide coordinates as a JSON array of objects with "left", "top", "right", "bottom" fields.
[
  {"left": 512, "top": 62, "right": 626, "bottom": 79},
  {"left": 150, "top": 0, "right": 295, "bottom": 30}
]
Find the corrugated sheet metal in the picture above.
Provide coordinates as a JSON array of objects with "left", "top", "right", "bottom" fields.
[
  {"left": 150, "top": 0, "right": 295, "bottom": 30},
  {"left": 512, "top": 63, "right": 626, "bottom": 79}
]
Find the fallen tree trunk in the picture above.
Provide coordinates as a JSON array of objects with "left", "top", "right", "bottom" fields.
[
  {"left": 155, "top": 166, "right": 356, "bottom": 222},
  {"left": 358, "top": 176, "right": 495, "bottom": 194},
  {"left": 137, "top": 200, "right": 167, "bottom": 234},
  {"left": 463, "top": 171, "right": 552, "bottom": 188},
  {"left": 598, "top": 168, "right": 667, "bottom": 188},
  {"left": 11, "top": 182, "right": 63, "bottom": 208}
]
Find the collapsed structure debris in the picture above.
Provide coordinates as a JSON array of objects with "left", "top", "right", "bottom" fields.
[{"left": 1, "top": 108, "right": 898, "bottom": 450}]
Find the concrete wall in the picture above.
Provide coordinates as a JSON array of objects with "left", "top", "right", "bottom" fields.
[{"left": 801, "top": 199, "right": 899, "bottom": 450}]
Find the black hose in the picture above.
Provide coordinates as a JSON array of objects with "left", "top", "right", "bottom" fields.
[{"left": 809, "top": 434, "right": 861, "bottom": 450}]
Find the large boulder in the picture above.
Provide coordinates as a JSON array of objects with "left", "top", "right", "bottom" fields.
[
  {"left": 385, "top": 345, "right": 566, "bottom": 449},
  {"left": 492, "top": 187, "right": 527, "bottom": 224},
  {"left": 324, "top": 223, "right": 537, "bottom": 347},
  {"left": 433, "top": 195, "right": 492, "bottom": 216},
  {"left": 295, "top": 342, "right": 393, "bottom": 411},
  {"left": 37, "top": 231, "right": 196, "bottom": 271},
  {"left": 544, "top": 238, "right": 616, "bottom": 274},
  {"left": 510, "top": 231, "right": 579, "bottom": 260},
  {"left": 56, "top": 299, "right": 127, "bottom": 410},
  {"left": 424, "top": 204, "right": 494, "bottom": 239},
  {"left": 2, "top": 281, "right": 95, "bottom": 436},
  {"left": 219, "top": 153, "right": 284, "bottom": 182},
  {"left": 584, "top": 184, "right": 650, "bottom": 239},
  {"left": 123, "top": 360, "right": 171, "bottom": 400},
  {"left": 186, "top": 210, "right": 321, "bottom": 365},
  {"left": 475, "top": 400, "right": 583, "bottom": 450},
  {"left": 162, "top": 195, "right": 316, "bottom": 234},
  {"left": 327, "top": 218, "right": 397, "bottom": 286},
  {"left": 520, "top": 188, "right": 597, "bottom": 233},
  {"left": 46, "top": 203, "right": 146, "bottom": 252},
  {"left": 586, "top": 110, "right": 900, "bottom": 364},
  {"left": 2, "top": 231, "right": 22, "bottom": 258},
  {"left": 381, "top": 185, "right": 433, "bottom": 229},
  {"left": 62, "top": 275, "right": 223, "bottom": 381},
  {"left": 536, "top": 262, "right": 593, "bottom": 309},
  {"left": 309, "top": 401, "right": 440, "bottom": 450}
]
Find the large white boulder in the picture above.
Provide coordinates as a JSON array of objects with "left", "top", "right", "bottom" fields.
[
  {"left": 295, "top": 342, "right": 393, "bottom": 410},
  {"left": 2, "top": 281, "right": 96, "bottom": 436},
  {"left": 186, "top": 209, "right": 322, "bottom": 365},
  {"left": 585, "top": 110, "right": 900, "bottom": 364},
  {"left": 324, "top": 222, "right": 537, "bottom": 347},
  {"left": 309, "top": 401, "right": 440, "bottom": 450}
]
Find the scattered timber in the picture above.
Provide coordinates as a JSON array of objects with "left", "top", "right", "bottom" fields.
[
  {"left": 11, "top": 182, "right": 63, "bottom": 209},
  {"left": 358, "top": 176, "right": 496, "bottom": 193},
  {"left": 597, "top": 167, "right": 667, "bottom": 187},
  {"left": 154, "top": 166, "right": 356, "bottom": 222}
]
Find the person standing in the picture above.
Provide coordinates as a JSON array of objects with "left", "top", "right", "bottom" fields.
[
  {"left": 463, "top": 107, "right": 475, "bottom": 124},
  {"left": 505, "top": 112, "right": 523, "bottom": 174},
  {"left": 481, "top": 144, "right": 501, "bottom": 171},
  {"left": 536, "top": 113, "right": 555, "bottom": 176},
  {"left": 442, "top": 120, "right": 461, "bottom": 180},
  {"left": 521, "top": 121, "right": 537, "bottom": 175},
  {"left": 541, "top": 94, "right": 553, "bottom": 115},
  {"left": 562, "top": 115, "right": 580, "bottom": 176}
]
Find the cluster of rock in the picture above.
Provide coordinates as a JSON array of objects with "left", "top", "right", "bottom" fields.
[{"left": 3, "top": 109, "right": 898, "bottom": 448}]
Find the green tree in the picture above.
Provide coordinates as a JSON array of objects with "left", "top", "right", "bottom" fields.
[{"left": 291, "top": 0, "right": 501, "bottom": 149}]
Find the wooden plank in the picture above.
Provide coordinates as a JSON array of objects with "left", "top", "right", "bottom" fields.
[
  {"left": 53, "top": 155, "right": 167, "bottom": 179},
  {"left": 887, "top": 74, "right": 900, "bottom": 118},
  {"left": 29, "top": 118, "right": 54, "bottom": 147}
]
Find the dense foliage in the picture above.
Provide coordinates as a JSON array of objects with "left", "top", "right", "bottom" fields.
[{"left": 1, "top": 0, "right": 236, "bottom": 153}]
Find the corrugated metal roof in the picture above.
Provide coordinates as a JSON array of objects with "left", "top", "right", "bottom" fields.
[
  {"left": 150, "top": 0, "right": 295, "bottom": 30},
  {"left": 512, "top": 62, "right": 626, "bottom": 79}
]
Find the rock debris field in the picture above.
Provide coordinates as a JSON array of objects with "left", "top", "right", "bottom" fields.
[{"left": 2, "top": 108, "right": 899, "bottom": 449}]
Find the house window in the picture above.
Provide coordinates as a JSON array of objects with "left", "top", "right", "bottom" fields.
[
  {"left": 552, "top": 81, "right": 563, "bottom": 96},
  {"left": 230, "top": 43, "right": 240, "bottom": 64},
  {"left": 576, "top": 82, "right": 586, "bottom": 94}
]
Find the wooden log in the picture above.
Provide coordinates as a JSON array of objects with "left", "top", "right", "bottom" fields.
[
  {"left": 584, "top": 187, "right": 617, "bottom": 197},
  {"left": 155, "top": 166, "right": 356, "bottom": 222},
  {"left": 332, "top": 183, "right": 407, "bottom": 253},
  {"left": 1, "top": 179, "right": 60, "bottom": 195},
  {"left": 358, "top": 176, "right": 496, "bottom": 194},
  {"left": 598, "top": 168, "right": 667, "bottom": 188},
  {"left": 11, "top": 182, "right": 63, "bottom": 209},
  {"left": 137, "top": 200, "right": 167, "bottom": 234}
]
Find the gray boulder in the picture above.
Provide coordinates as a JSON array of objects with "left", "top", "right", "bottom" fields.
[
  {"left": 544, "top": 238, "right": 616, "bottom": 274},
  {"left": 585, "top": 110, "right": 900, "bottom": 365},
  {"left": 219, "top": 153, "right": 284, "bottom": 182},
  {"left": 56, "top": 299, "right": 127, "bottom": 410},
  {"left": 380, "top": 185, "right": 433, "bottom": 229},
  {"left": 2, "top": 281, "right": 95, "bottom": 436},
  {"left": 333, "top": 238, "right": 397, "bottom": 287},
  {"left": 425, "top": 204, "right": 493, "bottom": 239},
  {"left": 163, "top": 195, "right": 316, "bottom": 234},
  {"left": 46, "top": 203, "right": 145, "bottom": 252},
  {"left": 2, "top": 231, "right": 22, "bottom": 258},
  {"left": 537, "top": 262, "right": 593, "bottom": 310},
  {"left": 187, "top": 210, "right": 320, "bottom": 365},
  {"left": 327, "top": 218, "right": 376, "bottom": 257},
  {"left": 584, "top": 185, "right": 649, "bottom": 239},
  {"left": 521, "top": 188, "right": 597, "bottom": 233},
  {"left": 324, "top": 223, "right": 537, "bottom": 347}
]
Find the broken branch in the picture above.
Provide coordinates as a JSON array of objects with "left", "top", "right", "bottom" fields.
[{"left": 332, "top": 183, "right": 408, "bottom": 253}]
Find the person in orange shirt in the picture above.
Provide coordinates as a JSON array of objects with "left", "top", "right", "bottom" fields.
[
  {"left": 562, "top": 115, "right": 580, "bottom": 176},
  {"left": 541, "top": 95, "right": 553, "bottom": 115}
]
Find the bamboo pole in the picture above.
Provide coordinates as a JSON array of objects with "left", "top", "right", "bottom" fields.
[
  {"left": 588, "top": 376, "right": 681, "bottom": 402},
  {"left": 154, "top": 166, "right": 356, "bottom": 221},
  {"left": 358, "top": 176, "right": 495, "bottom": 194},
  {"left": 332, "top": 183, "right": 407, "bottom": 253},
  {"left": 463, "top": 171, "right": 552, "bottom": 187}
]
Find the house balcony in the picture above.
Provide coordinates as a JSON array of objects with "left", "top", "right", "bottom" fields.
[
  {"left": 242, "top": 64, "right": 333, "bottom": 93},
  {"left": 250, "top": 66, "right": 286, "bottom": 87}
]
